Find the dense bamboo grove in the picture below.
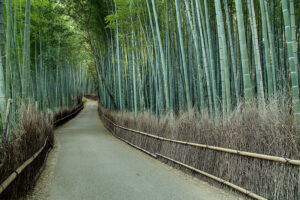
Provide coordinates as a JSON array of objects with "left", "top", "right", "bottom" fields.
[
  {"left": 0, "top": 0, "right": 298, "bottom": 136},
  {"left": 0, "top": 0, "right": 298, "bottom": 198},
  {"left": 0, "top": 0, "right": 298, "bottom": 139},
  {"left": 0, "top": 0, "right": 93, "bottom": 141},
  {"left": 69, "top": 0, "right": 299, "bottom": 129}
]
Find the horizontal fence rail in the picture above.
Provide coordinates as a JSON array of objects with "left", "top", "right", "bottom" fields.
[
  {"left": 0, "top": 104, "right": 84, "bottom": 195},
  {"left": 54, "top": 104, "right": 84, "bottom": 126},
  {"left": 156, "top": 154, "right": 267, "bottom": 200},
  {"left": 0, "top": 137, "right": 50, "bottom": 194},
  {"left": 102, "top": 115, "right": 300, "bottom": 166},
  {"left": 100, "top": 112, "right": 300, "bottom": 200}
]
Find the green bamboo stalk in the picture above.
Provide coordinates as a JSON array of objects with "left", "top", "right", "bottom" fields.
[
  {"left": 289, "top": 0, "right": 298, "bottom": 82},
  {"left": 0, "top": 0, "right": 4, "bottom": 73},
  {"left": 150, "top": 0, "right": 170, "bottom": 112},
  {"left": 281, "top": 0, "right": 300, "bottom": 129},
  {"left": 215, "top": 0, "right": 231, "bottom": 114},
  {"left": 259, "top": 0, "right": 273, "bottom": 98},
  {"left": 22, "top": 0, "right": 31, "bottom": 101},
  {"left": 116, "top": 20, "right": 122, "bottom": 110},
  {"left": 248, "top": 0, "right": 265, "bottom": 109},
  {"left": 193, "top": 0, "right": 213, "bottom": 115},
  {"left": 224, "top": 0, "right": 239, "bottom": 106},
  {"left": 175, "top": 0, "right": 192, "bottom": 112},
  {"left": 131, "top": 32, "right": 138, "bottom": 115},
  {"left": 203, "top": 0, "right": 218, "bottom": 115},
  {"left": 264, "top": 0, "right": 278, "bottom": 96},
  {"left": 235, "top": 0, "right": 253, "bottom": 102},
  {"left": 5, "top": 0, "right": 13, "bottom": 99}
]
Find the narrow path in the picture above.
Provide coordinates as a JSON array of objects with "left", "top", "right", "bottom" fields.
[{"left": 27, "top": 101, "right": 242, "bottom": 200}]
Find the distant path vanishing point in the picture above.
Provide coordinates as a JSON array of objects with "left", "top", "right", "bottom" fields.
[{"left": 25, "top": 101, "right": 242, "bottom": 200}]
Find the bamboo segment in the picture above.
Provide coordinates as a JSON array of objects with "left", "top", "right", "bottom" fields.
[
  {"left": 156, "top": 154, "right": 267, "bottom": 200},
  {"left": 102, "top": 114, "right": 300, "bottom": 166}
]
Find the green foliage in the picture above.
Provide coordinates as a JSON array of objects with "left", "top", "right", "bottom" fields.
[
  {"left": 0, "top": 0, "right": 94, "bottom": 140},
  {"left": 105, "top": 0, "right": 146, "bottom": 33}
]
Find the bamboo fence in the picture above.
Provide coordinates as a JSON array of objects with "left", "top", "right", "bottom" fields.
[
  {"left": 54, "top": 104, "right": 84, "bottom": 126},
  {"left": 101, "top": 112, "right": 300, "bottom": 200},
  {"left": 0, "top": 137, "right": 49, "bottom": 194},
  {"left": 102, "top": 114, "right": 300, "bottom": 166},
  {"left": 0, "top": 103, "right": 84, "bottom": 195},
  {"left": 156, "top": 153, "right": 267, "bottom": 200}
]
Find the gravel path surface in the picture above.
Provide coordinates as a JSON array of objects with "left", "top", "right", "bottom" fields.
[{"left": 25, "top": 101, "right": 243, "bottom": 200}]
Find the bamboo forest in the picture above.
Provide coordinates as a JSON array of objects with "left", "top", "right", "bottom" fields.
[
  {"left": 97, "top": 0, "right": 300, "bottom": 122},
  {"left": 0, "top": 0, "right": 299, "bottom": 200}
]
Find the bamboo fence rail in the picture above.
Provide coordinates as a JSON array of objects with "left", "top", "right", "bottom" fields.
[
  {"left": 54, "top": 104, "right": 84, "bottom": 126},
  {"left": 0, "top": 136, "right": 49, "bottom": 194},
  {"left": 0, "top": 103, "right": 84, "bottom": 195},
  {"left": 105, "top": 124, "right": 157, "bottom": 158},
  {"left": 101, "top": 112, "right": 300, "bottom": 199},
  {"left": 156, "top": 154, "right": 267, "bottom": 200},
  {"left": 101, "top": 114, "right": 300, "bottom": 166}
]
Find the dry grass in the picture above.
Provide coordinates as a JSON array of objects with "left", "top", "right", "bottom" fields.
[
  {"left": 99, "top": 101, "right": 300, "bottom": 200},
  {"left": 0, "top": 100, "right": 83, "bottom": 199},
  {"left": 53, "top": 102, "right": 83, "bottom": 125},
  {"left": 0, "top": 106, "right": 53, "bottom": 199}
]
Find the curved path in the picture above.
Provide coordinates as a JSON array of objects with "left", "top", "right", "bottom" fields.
[{"left": 26, "top": 101, "right": 242, "bottom": 200}]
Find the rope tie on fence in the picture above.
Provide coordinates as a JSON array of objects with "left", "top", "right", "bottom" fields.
[
  {"left": 284, "top": 158, "right": 290, "bottom": 164},
  {"left": 13, "top": 170, "right": 19, "bottom": 177}
]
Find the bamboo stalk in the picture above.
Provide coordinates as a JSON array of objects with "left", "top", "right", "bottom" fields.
[
  {"left": 102, "top": 113, "right": 300, "bottom": 166},
  {"left": 156, "top": 154, "right": 267, "bottom": 200}
]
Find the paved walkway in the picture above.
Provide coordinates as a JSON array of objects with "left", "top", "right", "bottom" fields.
[{"left": 26, "top": 101, "right": 242, "bottom": 200}]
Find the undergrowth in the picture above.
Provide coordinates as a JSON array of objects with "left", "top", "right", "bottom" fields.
[
  {"left": 99, "top": 100, "right": 300, "bottom": 200},
  {"left": 0, "top": 106, "right": 53, "bottom": 199},
  {"left": 53, "top": 103, "right": 83, "bottom": 124},
  {"left": 0, "top": 100, "right": 83, "bottom": 199}
]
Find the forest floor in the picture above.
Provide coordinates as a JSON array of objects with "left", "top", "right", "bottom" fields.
[{"left": 22, "top": 101, "right": 243, "bottom": 200}]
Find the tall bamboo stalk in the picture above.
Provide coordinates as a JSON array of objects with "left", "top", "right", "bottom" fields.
[
  {"left": 22, "top": 0, "right": 31, "bottom": 100},
  {"left": 235, "top": 0, "right": 253, "bottom": 102}
]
